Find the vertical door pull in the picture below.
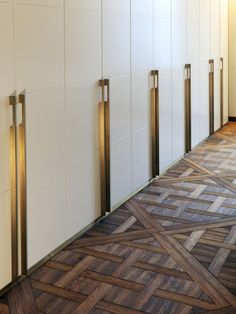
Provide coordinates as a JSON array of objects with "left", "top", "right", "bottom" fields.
[
  {"left": 19, "top": 91, "right": 27, "bottom": 275},
  {"left": 220, "top": 57, "right": 224, "bottom": 127},
  {"left": 185, "top": 64, "right": 192, "bottom": 154},
  {"left": 209, "top": 59, "right": 215, "bottom": 135},
  {"left": 151, "top": 70, "right": 159, "bottom": 178},
  {"left": 9, "top": 91, "right": 19, "bottom": 282},
  {"left": 99, "top": 79, "right": 110, "bottom": 214}
]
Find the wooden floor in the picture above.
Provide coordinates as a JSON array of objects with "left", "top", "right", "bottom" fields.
[{"left": 1, "top": 123, "right": 236, "bottom": 314}]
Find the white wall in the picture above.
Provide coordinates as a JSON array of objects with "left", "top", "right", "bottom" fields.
[{"left": 229, "top": 0, "right": 236, "bottom": 117}]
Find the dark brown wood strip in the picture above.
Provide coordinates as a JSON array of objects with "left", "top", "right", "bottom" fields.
[
  {"left": 161, "top": 217, "right": 236, "bottom": 236},
  {"left": 7, "top": 285, "right": 25, "bottom": 314},
  {"left": 0, "top": 303, "right": 9, "bottom": 314},
  {"left": 153, "top": 289, "right": 219, "bottom": 310},
  {"left": 19, "top": 279, "right": 38, "bottom": 314},
  {"left": 201, "top": 307, "right": 236, "bottom": 314},
  {"left": 73, "top": 229, "right": 154, "bottom": 248}
]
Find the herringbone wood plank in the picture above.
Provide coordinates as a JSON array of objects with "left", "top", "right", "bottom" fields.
[{"left": 1, "top": 123, "right": 236, "bottom": 313}]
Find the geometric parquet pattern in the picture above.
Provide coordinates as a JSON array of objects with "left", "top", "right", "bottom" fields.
[{"left": 1, "top": 123, "right": 236, "bottom": 314}]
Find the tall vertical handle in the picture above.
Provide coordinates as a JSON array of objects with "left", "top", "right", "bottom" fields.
[
  {"left": 185, "top": 64, "right": 192, "bottom": 154},
  {"left": 151, "top": 70, "right": 159, "bottom": 178},
  {"left": 220, "top": 57, "right": 224, "bottom": 127},
  {"left": 9, "top": 91, "right": 19, "bottom": 282},
  {"left": 99, "top": 79, "right": 110, "bottom": 214},
  {"left": 209, "top": 59, "right": 215, "bottom": 135},
  {"left": 19, "top": 92, "right": 27, "bottom": 275}
]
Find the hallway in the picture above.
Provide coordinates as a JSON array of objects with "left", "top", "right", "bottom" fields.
[{"left": 1, "top": 123, "right": 236, "bottom": 314}]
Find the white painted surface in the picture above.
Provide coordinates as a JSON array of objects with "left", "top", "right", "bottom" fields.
[{"left": 229, "top": 0, "right": 236, "bottom": 117}]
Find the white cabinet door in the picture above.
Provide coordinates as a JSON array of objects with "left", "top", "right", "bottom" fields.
[
  {"left": 199, "top": 0, "right": 210, "bottom": 141},
  {"left": 14, "top": 1, "right": 67, "bottom": 269},
  {"left": 0, "top": 0, "right": 14, "bottom": 290},
  {"left": 220, "top": 0, "right": 229, "bottom": 125},
  {"left": 172, "top": 0, "right": 187, "bottom": 161},
  {"left": 131, "top": 0, "right": 153, "bottom": 190},
  {"left": 154, "top": 0, "right": 172, "bottom": 173},
  {"left": 187, "top": 0, "right": 200, "bottom": 148},
  {"left": 210, "top": 0, "right": 221, "bottom": 131},
  {"left": 102, "top": 1, "right": 132, "bottom": 208},
  {"left": 65, "top": 0, "right": 102, "bottom": 238}
]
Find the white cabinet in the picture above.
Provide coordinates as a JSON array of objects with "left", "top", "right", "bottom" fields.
[
  {"left": 65, "top": 1, "right": 102, "bottom": 239},
  {"left": 210, "top": 0, "right": 221, "bottom": 131},
  {"left": 131, "top": 0, "right": 153, "bottom": 189},
  {"left": 0, "top": 0, "right": 14, "bottom": 290},
  {"left": 187, "top": 0, "right": 200, "bottom": 148},
  {"left": 199, "top": 0, "right": 210, "bottom": 142},
  {"left": 220, "top": 0, "right": 229, "bottom": 125},
  {"left": 14, "top": 1, "right": 66, "bottom": 268},
  {"left": 154, "top": 0, "right": 172, "bottom": 173},
  {"left": 172, "top": 0, "right": 186, "bottom": 161},
  {"left": 102, "top": 1, "right": 132, "bottom": 207}
]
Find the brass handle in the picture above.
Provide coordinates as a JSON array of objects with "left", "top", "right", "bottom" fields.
[
  {"left": 220, "top": 57, "right": 224, "bottom": 127},
  {"left": 9, "top": 91, "right": 19, "bottom": 282},
  {"left": 209, "top": 59, "right": 214, "bottom": 135},
  {"left": 19, "top": 91, "right": 27, "bottom": 275},
  {"left": 185, "top": 64, "right": 191, "bottom": 154},
  {"left": 99, "top": 79, "right": 110, "bottom": 214},
  {"left": 151, "top": 70, "right": 159, "bottom": 178}
]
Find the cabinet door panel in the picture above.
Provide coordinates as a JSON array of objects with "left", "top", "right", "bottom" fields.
[
  {"left": 172, "top": 0, "right": 186, "bottom": 162},
  {"left": 0, "top": 98, "right": 11, "bottom": 194},
  {"left": 68, "top": 0, "right": 101, "bottom": 11},
  {"left": 210, "top": 0, "right": 220, "bottom": 131},
  {"left": 110, "top": 137, "right": 132, "bottom": 207},
  {"left": 187, "top": 0, "right": 200, "bottom": 147},
  {"left": 103, "top": 0, "right": 130, "bottom": 14},
  {"left": 199, "top": 62, "right": 210, "bottom": 141},
  {"left": 0, "top": 1, "right": 14, "bottom": 290},
  {"left": 110, "top": 77, "right": 131, "bottom": 143},
  {"left": 172, "top": 113, "right": 185, "bottom": 161},
  {"left": 132, "top": 128, "right": 151, "bottom": 189},
  {"left": 131, "top": 15, "right": 153, "bottom": 73},
  {"left": 155, "top": 0, "right": 171, "bottom": 18},
  {"left": 199, "top": 0, "right": 210, "bottom": 141},
  {"left": 154, "top": 5, "right": 172, "bottom": 173},
  {"left": 220, "top": 0, "right": 229, "bottom": 125},
  {"left": 67, "top": 151, "right": 100, "bottom": 238},
  {"left": 132, "top": 0, "right": 153, "bottom": 16},
  {"left": 15, "top": 3, "right": 64, "bottom": 91},
  {"left": 26, "top": 88, "right": 67, "bottom": 268},
  {"left": 132, "top": 73, "right": 151, "bottom": 189},
  {"left": 0, "top": 192, "right": 12, "bottom": 290},
  {"left": 159, "top": 117, "right": 172, "bottom": 172},
  {"left": 66, "top": 9, "right": 101, "bottom": 85},
  {"left": 66, "top": 83, "right": 100, "bottom": 160},
  {"left": 103, "top": 12, "right": 130, "bottom": 77}
]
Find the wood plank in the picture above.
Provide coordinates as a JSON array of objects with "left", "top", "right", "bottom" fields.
[
  {"left": 161, "top": 217, "right": 236, "bottom": 236},
  {"left": 19, "top": 279, "right": 38, "bottom": 314},
  {"left": 0, "top": 303, "right": 9, "bottom": 314},
  {"left": 72, "top": 229, "right": 154, "bottom": 248},
  {"left": 153, "top": 289, "right": 219, "bottom": 310}
]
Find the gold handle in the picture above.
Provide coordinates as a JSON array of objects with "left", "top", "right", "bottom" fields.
[
  {"left": 151, "top": 70, "right": 159, "bottom": 178},
  {"left": 220, "top": 57, "right": 224, "bottom": 127},
  {"left": 19, "top": 92, "right": 27, "bottom": 275},
  {"left": 209, "top": 59, "right": 214, "bottom": 135},
  {"left": 99, "top": 79, "right": 110, "bottom": 214},
  {"left": 9, "top": 91, "right": 19, "bottom": 282},
  {"left": 185, "top": 64, "right": 191, "bottom": 154}
]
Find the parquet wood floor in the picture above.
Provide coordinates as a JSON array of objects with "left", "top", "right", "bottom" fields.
[{"left": 1, "top": 123, "right": 236, "bottom": 314}]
